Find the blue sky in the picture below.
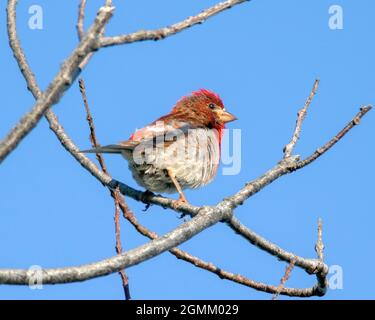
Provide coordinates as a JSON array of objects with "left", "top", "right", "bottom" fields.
[{"left": 0, "top": 0, "right": 374, "bottom": 300}]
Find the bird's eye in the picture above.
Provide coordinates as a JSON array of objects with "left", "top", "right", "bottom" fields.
[{"left": 208, "top": 103, "right": 215, "bottom": 109}]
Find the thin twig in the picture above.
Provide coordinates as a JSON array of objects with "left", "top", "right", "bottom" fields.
[
  {"left": 100, "top": 0, "right": 249, "bottom": 47},
  {"left": 294, "top": 106, "right": 372, "bottom": 170},
  {"left": 79, "top": 78, "right": 131, "bottom": 300},
  {"left": 284, "top": 79, "right": 320, "bottom": 158},
  {"left": 113, "top": 188, "right": 131, "bottom": 300},
  {"left": 77, "top": 0, "right": 87, "bottom": 41},
  {"left": 78, "top": 79, "right": 108, "bottom": 174},
  {"left": 315, "top": 218, "right": 324, "bottom": 262},
  {"left": 272, "top": 259, "right": 296, "bottom": 300},
  {"left": 313, "top": 218, "right": 327, "bottom": 295},
  {"left": 78, "top": 0, "right": 112, "bottom": 70}
]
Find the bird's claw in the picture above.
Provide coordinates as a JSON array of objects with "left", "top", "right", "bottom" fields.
[
  {"left": 140, "top": 190, "right": 154, "bottom": 203},
  {"left": 140, "top": 190, "right": 155, "bottom": 212},
  {"left": 172, "top": 196, "right": 189, "bottom": 210},
  {"left": 142, "top": 203, "right": 152, "bottom": 212}
]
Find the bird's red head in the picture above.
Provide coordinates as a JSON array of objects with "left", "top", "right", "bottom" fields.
[
  {"left": 192, "top": 89, "right": 225, "bottom": 109},
  {"left": 172, "top": 89, "right": 237, "bottom": 134},
  {"left": 130, "top": 89, "right": 237, "bottom": 144}
]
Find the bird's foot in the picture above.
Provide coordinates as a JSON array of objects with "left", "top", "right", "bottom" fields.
[
  {"left": 140, "top": 190, "right": 154, "bottom": 203},
  {"left": 172, "top": 195, "right": 189, "bottom": 210},
  {"left": 142, "top": 203, "right": 152, "bottom": 212},
  {"left": 140, "top": 190, "right": 155, "bottom": 212}
]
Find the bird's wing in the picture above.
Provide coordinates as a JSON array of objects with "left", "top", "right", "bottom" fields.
[
  {"left": 81, "top": 117, "right": 198, "bottom": 154},
  {"left": 124, "top": 119, "right": 193, "bottom": 147},
  {"left": 129, "top": 119, "right": 191, "bottom": 141}
]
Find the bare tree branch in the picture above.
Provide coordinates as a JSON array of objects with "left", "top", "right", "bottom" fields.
[
  {"left": 120, "top": 196, "right": 324, "bottom": 297},
  {"left": 78, "top": 79, "right": 109, "bottom": 174},
  {"left": 272, "top": 259, "right": 296, "bottom": 300},
  {"left": 79, "top": 78, "right": 131, "bottom": 299},
  {"left": 100, "top": 0, "right": 249, "bottom": 47},
  {"left": 227, "top": 216, "right": 321, "bottom": 273},
  {"left": 5, "top": 0, "right": 112, "bottom": 202},
  {"left": 77, "top": 0, "right": 87, "bottom": 41},
  {"left": 315, "top": 218, "right": 324, "bottom": 262},
  {"left": 294, "top": 106, "right": 372, "bottom": 170},
  {"left": 0, "top": 205, "right": 232, "bottom": 285},
  {"left": 227, "top": 216, "right": 328, "bottom": 296},
  {"left": 113, "top": 188, "right": 131, "bottom": 300},
  {"left": 0, "top": 1, "right": 114, "bottom": 163},
  {"left": 314, "top": 218, "right": 327, "bottom": 294},
  {"left": 223, "top": 105, "right": 372, "bottom": 210},
  {"left": 284, "top": 79, "right": 320, "bottom": 158}
]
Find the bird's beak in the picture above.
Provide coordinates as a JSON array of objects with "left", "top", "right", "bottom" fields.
[{"left": 216, "top": 109, "right": 237, "bottom": 123}]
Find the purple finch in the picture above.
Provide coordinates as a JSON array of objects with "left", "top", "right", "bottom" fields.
[{"left": 82, "top": 89, "right": 237, "bottom": 204}]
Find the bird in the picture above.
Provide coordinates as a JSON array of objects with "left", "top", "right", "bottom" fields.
[{"left": 81, "top": 89, "right": 237, "bottom": 205}]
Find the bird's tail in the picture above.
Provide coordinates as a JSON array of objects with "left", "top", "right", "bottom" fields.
[{"left": 80, "top": 144, "right": 131, "bottom": 154}]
